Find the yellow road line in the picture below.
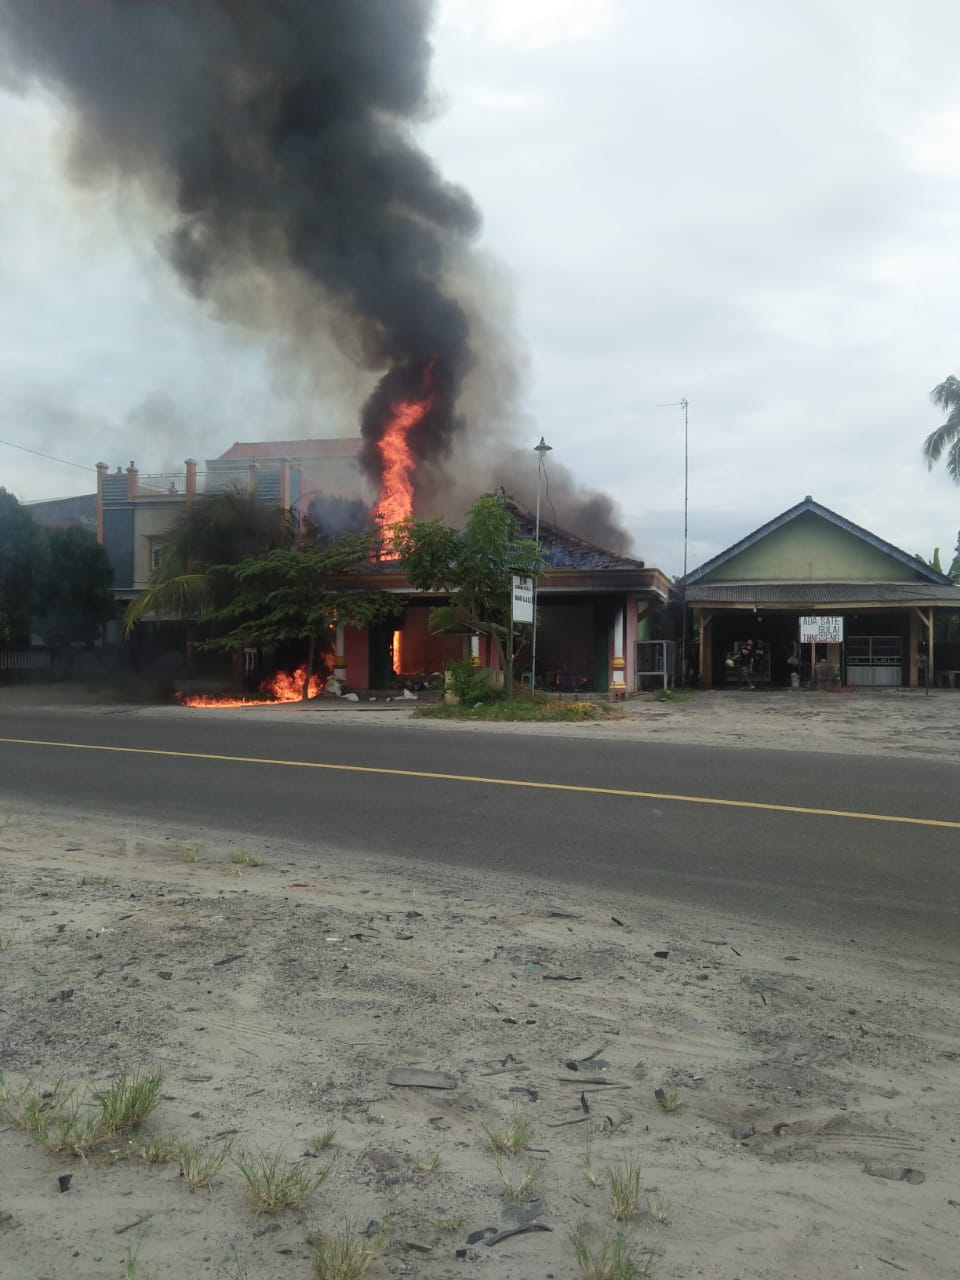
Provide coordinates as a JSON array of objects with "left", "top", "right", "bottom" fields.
[{"left": 1, "top": 735, "right": 958, "bottom": 829}]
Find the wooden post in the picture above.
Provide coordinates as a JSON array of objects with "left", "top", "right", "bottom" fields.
[
  {"left": 913, "top": 607, "right": 934, "bottom": 691},
  {"left": 699, "top": 610, "right": 713, "bottom": 686},
  {"left": 927, "top": 609, "right": 935, "bottom": 691}
]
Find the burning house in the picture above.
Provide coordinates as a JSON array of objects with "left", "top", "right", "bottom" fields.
[{"left": 96, "top": 444, "right": 670, "bottom": 696}]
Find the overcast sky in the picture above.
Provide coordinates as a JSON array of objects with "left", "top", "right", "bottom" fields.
[{"left": 1, "top": 0, "right": 959, "bottom": 576}]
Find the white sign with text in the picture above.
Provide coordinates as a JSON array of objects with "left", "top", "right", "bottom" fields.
[
  {"left": 799, "top": 615, "right": 843, "bottom": 644},
  {"left": 512, "top": 575, "right": 534, "bottom": 624}
]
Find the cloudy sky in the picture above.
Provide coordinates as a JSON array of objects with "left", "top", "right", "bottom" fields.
[{"left": 1, "top": 0, "right": 959, "bottom": 576}]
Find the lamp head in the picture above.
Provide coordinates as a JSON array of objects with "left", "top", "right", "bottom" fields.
[{"left": 534, "top": 436, "right": 552, "bottom": 455}]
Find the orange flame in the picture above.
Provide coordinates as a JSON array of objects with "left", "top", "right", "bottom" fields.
[
  {"left": 176, "top": 663, "right": 325, "bottom": 708},
  {"left": 373, "top": 364, "right": 436, "bottom": 527},
  {"left": 391, "top": 628, "right": 403, "bottom": 676}
]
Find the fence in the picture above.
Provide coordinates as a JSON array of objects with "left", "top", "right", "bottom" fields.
[
  {"left": 135, "top": 473, "right": 187, "bottom": 495},
  {"left": 636, "top": 640, "right": 676, "bottom": 692},
  {"left": 0, "top": 649, "right": 51, "bottom": 671}
]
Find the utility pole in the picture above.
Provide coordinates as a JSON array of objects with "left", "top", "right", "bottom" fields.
[
  {"left": 681, "top": 397, "right": 689, "bottom": 688},
  {"left": 530, "top": 436, "right": 552, "bottom": 692},
  {"left": 658, "top": 399, "right": 689, "bottom": 686}
]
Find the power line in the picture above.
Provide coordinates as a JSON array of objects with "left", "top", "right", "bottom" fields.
[{"left": 0, "top": 436, "right": 95, "bottom": 472}]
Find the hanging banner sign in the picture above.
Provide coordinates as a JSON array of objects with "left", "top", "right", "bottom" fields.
[
  {"left": 512, "top": 575, "right": 534, "bottom": 624},
  {"left": 799, "top": 615, "right": 843, "bottom": 644}
]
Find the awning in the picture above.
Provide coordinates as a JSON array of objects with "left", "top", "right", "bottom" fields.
[{"left": 686, "top": 581, "right": 960, "bottom": 607}]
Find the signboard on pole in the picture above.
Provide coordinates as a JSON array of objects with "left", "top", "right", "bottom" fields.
[
  {"left": 512, "top": 575, "right": 534, "bottom": 624},
  {"left": 799, "top": 616, "right": 843, "bottom": 644}
]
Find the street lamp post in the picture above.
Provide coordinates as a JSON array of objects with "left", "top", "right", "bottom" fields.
[{"left": 530, "top": 436, "right": 552, "bottom": 692}]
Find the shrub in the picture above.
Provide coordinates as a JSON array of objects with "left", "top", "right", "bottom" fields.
[{"left": 445, "top": 659, "right": 503, "bottom": 705}]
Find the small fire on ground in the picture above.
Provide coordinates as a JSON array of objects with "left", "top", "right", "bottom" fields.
[{"left": 176, "top": 665, "right": 324, "bottom": 708}]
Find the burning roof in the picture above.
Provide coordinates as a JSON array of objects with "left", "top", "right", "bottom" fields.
[{"left": 503, "top": 500, "right": 645, "bottom": 571}]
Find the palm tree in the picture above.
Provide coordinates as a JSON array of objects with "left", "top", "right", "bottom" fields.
[
  {"left": 923, "top": 375, "right": 960, "bottom": 482},
  {"left": 123, "top": 487, "right": 298, "bottom": 633}
]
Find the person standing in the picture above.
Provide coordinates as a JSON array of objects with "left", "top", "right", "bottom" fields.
[{"left": 737, "top": 639, "right": 756, "bottom": 689}]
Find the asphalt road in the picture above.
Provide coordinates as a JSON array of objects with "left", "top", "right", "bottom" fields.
[{"left": 1, "top": 708, "right": 958, "bottom": 956}]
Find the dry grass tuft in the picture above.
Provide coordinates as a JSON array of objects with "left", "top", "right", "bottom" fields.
[
  {"left": 581, "top": 1136, "right": 606, "bottom": 1187},
  {"left": 229, "top": 849, "right": 263, "bottom": 866},
  {"left": 2, "top": 1070, "right": 163, "bottom": 1159},
  {"left": 306, "top": 1127, "right": 338, "bottom": 1154},
  {"left": 177, "top": 1138, "right": 231, "bottom": 1190},
  {"left": 138, "top": 1132, "right": 180, "bottom": 1164},
  {"left": 481, "top": 1103, "right": 532, "bottom": 1156},
  {"left": 235, "top": 1144, "right": 333, "bottom": 1212},
  {"left": 311, "top": 1223, "right": 382, "bottom": 1279},
  {"left": 96, "top": 1069, "right": 164, "bottom": 1137},
  {"left": 570, "top": 1223, "right": 657, "bottom": 1279},
  {"left": 607, "top": 1158, "right": 643, "bottom": 1222},
  {"left": 655, "top": 1089, "right": 682, "bottom": 1115},
  {"left": 494, "top": 1153, "right": 543, "bottom": 1202},
  {"left": 427, "top": 1215, "right": 465, "bottom": 1233}
]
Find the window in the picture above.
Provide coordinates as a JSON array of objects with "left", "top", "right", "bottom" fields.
[{"left": 149, "top": 540, "right": 165, "bottom": 573}]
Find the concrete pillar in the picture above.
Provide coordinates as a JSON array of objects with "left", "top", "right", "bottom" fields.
[
  {"left": 334, "top": 623, "right": 346, "bottom": 682},
  {"left": 470, "top": 635, "right": 481, "bottom": 666},
  {"left": 126, "top": 460, "right": 138, "bottom": 501},
  {"left": 609, "top": 606, "right": 626, "bottom": 697},
  {"left": 185, "top": 458, "right": 198, "bottom": 503},
  {"left": 96, "top": 462, "right": 108, "bottom": 543},
  {"left": 624, "top": 597, "right": 638, "bottom": 692}
]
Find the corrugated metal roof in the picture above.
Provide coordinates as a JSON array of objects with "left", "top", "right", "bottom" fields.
[
  {"left": 682, "top": 496, "right": 954, "bottom": 587},
  {"left": 686, "top": 582, "right": 960, "bottom": 604}
]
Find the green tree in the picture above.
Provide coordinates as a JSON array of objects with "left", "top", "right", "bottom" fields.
[
  {"left": 0, "top": 488, "right": 50, "bottom": 643},
  {"left": 199, "top": 531, "right": 398, "bottom": 698},
  {"left": 392, "top": 493, "right": 545, "bottom": 671},
  {"left": 915, "top": 547, "right": 944, "bottom": 573},
  {"left": 124, "top": 487, "right": 299, "bottom": 632},
  {"left": 35, "top": 527, "right": 114, "bottom": 645},
  {"left": 923, "top": 375, "right": 960, "bottom": 482}
]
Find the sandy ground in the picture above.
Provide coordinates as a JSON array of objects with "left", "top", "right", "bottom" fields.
[{"left": 1, "top": 688, "right": 959, "bottom": 1279}]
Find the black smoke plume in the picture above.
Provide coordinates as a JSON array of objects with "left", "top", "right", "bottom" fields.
[
  {"left": 0, "top": 1, "right": 474, "bottom": 492},
  {"left": 305, "top": 494, "right": 367, "bottom": 543},
  {"left": 1, "top": 0, "right": 632, "bottom": 549},
  {"left": 493, "top": 451, "right": 634, "bottom": 554}
]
